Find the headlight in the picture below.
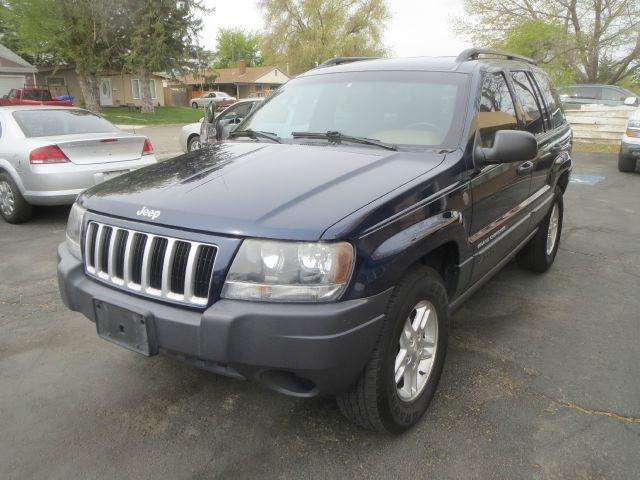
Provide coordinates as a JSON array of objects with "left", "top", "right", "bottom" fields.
[
  {"left": 221, "top": 239, "right": 354, "bottom": 303},
  {"left": 65, "top": 202, "right": 86, "bottom": 260}
]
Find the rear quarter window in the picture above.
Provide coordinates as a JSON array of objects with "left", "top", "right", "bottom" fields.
[
  {"left": 532, "top": 72, "right": 566, "bottom": 129},
  {"left": 13, "top": 109, "right": 119, "bottom": 138}
]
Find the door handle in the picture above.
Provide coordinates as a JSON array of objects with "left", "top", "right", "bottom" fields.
[{"left": 517, "top": 161, "right": 534, "bottom": 175}]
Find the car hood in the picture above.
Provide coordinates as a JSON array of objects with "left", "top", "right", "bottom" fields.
[{"left": 81, "top": 142, "right": 445, "bottom": 240}]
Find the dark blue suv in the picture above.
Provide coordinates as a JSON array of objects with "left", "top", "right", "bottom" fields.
[{"left": 58, "top": 49, "right": 572, "bottom": 433}]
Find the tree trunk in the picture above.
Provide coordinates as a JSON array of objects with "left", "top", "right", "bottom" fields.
[
  {"left": 139, "top": 66, "right": 154, "bottom": 114},
  {"left": 77, "top": 71, "right": 101, "bottom": 114}
]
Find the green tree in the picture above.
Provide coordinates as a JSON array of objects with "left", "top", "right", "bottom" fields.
[
  {"left": 124, "top": 0, "right": 204, "bottom": 113},
  {"left": 212, "top": 28, "right": 263, "bottom": 69},
  {"left": 454, "top": 0, "right": 640, "bottom": 85},
  {"left": 259, "top": 0, "right": 390, "bottom": 75},
  {"left": 1, "top": 0, "right": 121, "bottom": 113}
]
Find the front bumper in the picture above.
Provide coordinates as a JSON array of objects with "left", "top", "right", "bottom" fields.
[
  {"left": 22, "top": 156, "right": 158, "bottom": 205},
  {"left": 621, "top": 135, "right": 640, "bottom": 159},
  {"left": 57, "top": 244, "right": 391, "bottom": 397}
]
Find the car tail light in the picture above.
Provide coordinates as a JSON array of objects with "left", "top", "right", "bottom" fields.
[
  {"left": 142, "top": 139, "right": 154, "bottom": 156},
  {"left": 626, "top": 128, "right": 640, "bottom": 138},
  {"left": 29, "top": 145, "right": 69, "bottom": 164}
]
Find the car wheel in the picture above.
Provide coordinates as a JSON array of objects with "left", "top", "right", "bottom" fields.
[
  {"left": 191, "top": 102, "right": 198, "bottom": 109},
  {"left": 618, "top": 150, "right": 637, "bottom": 173},
  {"left": 517, "top": 187, "right": 563, "bottom": 273},
  {"left": 0, "top": 173, "right": 33, "bottom": 224},
  {"left": 337, "top": 266, "right": 449, "bottom": 433},
  {"left": 187, "top": 135, "right": 202, "bottom": 152}
]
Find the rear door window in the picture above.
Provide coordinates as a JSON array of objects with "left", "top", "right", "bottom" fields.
[
  {"left": 531, "top": 72, "right": 566, "bottom": 129},
  {"left": 510, "top": 72, "right": 545, "bottom": 135},
  {"left": 601, "top": 87, "right": 627, "bottom": 102},
  {"left": 477, "top": 73, "right": 518, "bottom": 147},
  {"left": 13, "top": 109, "right": 119, "bottom": 137}
]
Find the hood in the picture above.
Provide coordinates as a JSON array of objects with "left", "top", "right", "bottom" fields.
[{"left": 82, "top": 142, "right": 445, "bottom": 240}]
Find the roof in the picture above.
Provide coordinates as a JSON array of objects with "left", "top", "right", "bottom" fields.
[
  {"left": 35, "top": 65, "right": 168, "bottom": 78},
  {"left": 182, "top": 66, "right": 288, "bottom": 85},
  {"left": 0, "top": 44, "right": 37, "bottom": 74}
]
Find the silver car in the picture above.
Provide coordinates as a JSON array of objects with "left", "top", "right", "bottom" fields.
[
  {"left": 0, "top": 106, "right": 157, "bottom": 223},
  {"left": 190, "top": 91, "right": 236, "bottom": 109}
]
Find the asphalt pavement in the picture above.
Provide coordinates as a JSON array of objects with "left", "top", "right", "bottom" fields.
[{"left": 0, "top": 152, "right": 638, "bottom": 479}]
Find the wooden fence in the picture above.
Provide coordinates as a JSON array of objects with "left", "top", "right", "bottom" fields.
[{"left": 565, "top": 104, "right": 635, "bottom": 144}]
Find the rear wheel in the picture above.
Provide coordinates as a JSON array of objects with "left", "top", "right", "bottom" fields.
[
  {"left": 517, "top": 187, "right": 563, "bottom": 273},
  {"left": 0, "top": 173, "right": 33, "bottom": 224},
  {"left": 337, "top": 267, "right": 449, "bottom": 433},
  {"left": 618, "top": 150, "right": 637, "bottom": 173}
]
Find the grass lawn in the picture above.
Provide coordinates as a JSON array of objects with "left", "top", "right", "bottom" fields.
[{"left": 101, "top": 106, "right": 203, "bottom": 125}]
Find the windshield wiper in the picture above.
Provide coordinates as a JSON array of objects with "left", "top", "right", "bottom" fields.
[
  {"left": 229, "top": 129, "right": 281, "bottom": 143},
  {"left": 291, "top": 131, "right": 398, "bottom": 151}
]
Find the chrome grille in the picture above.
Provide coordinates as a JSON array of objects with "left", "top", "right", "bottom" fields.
[{"left": 84, "top": 221, "right": 217, "bottom": 306}]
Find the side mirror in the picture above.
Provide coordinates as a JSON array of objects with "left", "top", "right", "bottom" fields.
[
  {"left": 624, "top": 96, "right": 638, "bottom": 106},
  {"left": 477, "top": 130, "right": 538, "bottom": 165}
]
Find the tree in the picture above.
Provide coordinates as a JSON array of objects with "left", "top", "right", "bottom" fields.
[
  {"left": 212, "top": 28, "right": 263, "bottom": 69},
  {"left": 454, "top": 0, "right": 640, "bottom": 85},
  {"left": 1, "top": 0, "right": 121, "bottom": 113},
  {"left": 124, "top": 0, "right": 204, "bottom": 113},
  {"left": 258, "top": 0, "right": 390, "bottom": 75}
]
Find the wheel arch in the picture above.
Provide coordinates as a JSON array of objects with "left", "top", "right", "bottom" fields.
[{"left": 0, "top": 160, "right": 26, "bottom": 194}]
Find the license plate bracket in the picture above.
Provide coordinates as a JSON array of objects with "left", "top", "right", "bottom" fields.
[{"left": 94, "top": 300, "right": 156, "bottom": 356}]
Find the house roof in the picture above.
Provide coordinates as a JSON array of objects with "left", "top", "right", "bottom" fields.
[
  {"left": 182, "top": 66, "right": 288, "bottom": 86},
  {"left": 35, "top": 65, "right": 170, "bottom": 79},
  {"left": 0, "top": 44, "right": 37, "bottom": 74}
]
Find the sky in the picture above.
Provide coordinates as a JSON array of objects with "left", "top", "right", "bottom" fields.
[{"left": 198, "top": 0, "right": 471, "bottom": 58}]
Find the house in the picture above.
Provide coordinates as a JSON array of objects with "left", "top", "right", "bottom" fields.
[
  {"left": 35, "top": 66, "right": 170, "bottom": 107},
  {"left": 0, "top": 44, "right": 37, "bottom": 96},
  {"left": 182, "top": 60, "right": 290, "bottom": 101}
]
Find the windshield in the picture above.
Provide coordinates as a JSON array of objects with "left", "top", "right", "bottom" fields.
[
  {"left": 240, "top": 71, "right": 469, "bottom": 149},
  {"left": 216, "top": 92, "right": 231, "bottom": 98},
  {"left": 13, "top": 109, "right": 119, "bottom": 137}
]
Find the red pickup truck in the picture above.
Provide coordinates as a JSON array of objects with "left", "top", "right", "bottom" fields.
[{"left": 0, "top": 87, "right": 74, "bottom": 106}]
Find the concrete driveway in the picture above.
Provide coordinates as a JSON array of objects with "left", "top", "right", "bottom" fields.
[
  {"left": 118, "top": 124, "right": 186, "bottom": 160},
  {"left": 0, "top": 152, "right": 638, "bottom": 479}
]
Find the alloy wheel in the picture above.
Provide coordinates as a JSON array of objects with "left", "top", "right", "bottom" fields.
[
  {"left": 0, "top": 180, "right": 15, "bottom": 217},
  {"left": 395, "top": 300, "right": 438, "bottom": 402},
  {"left": 546, "top": 203, "right": 560, "bottom": 255}
]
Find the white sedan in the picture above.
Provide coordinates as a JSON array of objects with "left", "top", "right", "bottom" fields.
[{"left": 619, "top": 107, "right": 640, "bottom": 172}]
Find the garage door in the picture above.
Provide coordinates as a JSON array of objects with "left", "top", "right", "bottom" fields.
[{"left": 0, "top": 75, "right": 25, "bottom": 96}]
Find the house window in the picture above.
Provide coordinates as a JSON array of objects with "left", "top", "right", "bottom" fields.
[
  {"left": 131, "top": 79, "right": 141, "bottom": 99},
  {"left": 47, "top": 77, "right": 65, "bottom": 86},
  {"left": 150, "top": 79, "right": 157, "bottom": 99}
]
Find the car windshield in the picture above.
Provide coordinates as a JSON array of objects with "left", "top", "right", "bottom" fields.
[
  {"left": 13, "top": 109, "right": 119, "bottom": 137},
  {"left": 216, "top": 92, "right": 231, "bottom": 98},
  {"left": 239, "top": 70, "right": 469, "bottom": 149}
]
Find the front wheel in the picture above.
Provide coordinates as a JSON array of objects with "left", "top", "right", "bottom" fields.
[
  {"left": 187, "top": 135, "right": 201, "bottom": 152},
  {"left": 337, "top": 267, "right": 449, "bottom": 433},
  {"left": 517, "top": 187, "right": 563, "bottom": 273},
  {"left": 191, "top": 101, "right": 198, "bottom": 109},
  {"left": 618, "top": 150, "right": 637, "bottom": 173}
]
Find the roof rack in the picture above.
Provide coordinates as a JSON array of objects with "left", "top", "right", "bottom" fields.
[
  {"left": 317, "top": 57, "right": 378, "bottom": 68},
  {"left": 456, "top": 48, "right": 536, "bottom": 65}
]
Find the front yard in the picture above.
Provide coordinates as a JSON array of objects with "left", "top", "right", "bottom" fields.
[{"left": 101, "top": 106, "right": 203, "bottom": 125}]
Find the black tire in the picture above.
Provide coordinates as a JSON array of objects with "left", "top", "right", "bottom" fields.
[
  {"left": 187, "top": 135, "right": 201, "bottom": 152},
  {"left": 0, "top": 172, "right": 33, "bottom": 224},
  {"left": 337, "top": 266, "right": 449, "bottom": 433},
  {"left": 517, "top": 187, "right": 563, "bottom": 273},
  {"left": 191, "top": 101, "right": 198, "bottom": 109},
  {"left": 618, "top": 150, "right": 637, "bottom": 173}
]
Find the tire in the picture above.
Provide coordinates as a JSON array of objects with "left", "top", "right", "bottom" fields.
[
  {"left": 0, "top": 172, "right": 33, "bottom": 224},
  {"left": 517, "top": 187, "right": 563, "bottom": 273},
  {"left": 337, "top": 266, "right": 449, "bottom": 433},
  {"left": 618, "top": 150, "right": 637, "bottom": 173},
  {"left": 187, "top": 135, "right": 201, "bottom": 152},
  {"left": 191, "top": 101, "right": 198, "bottom": 109}
]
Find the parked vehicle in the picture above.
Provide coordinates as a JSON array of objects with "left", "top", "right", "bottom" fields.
[
  {"left": 0, "top": 87, "right": 74, "bottom": 107},
  {"left": 190, "top": 91, "right": 236, "bottom": 110},
  {"left": 619, "top": 107, "right": 640, "bottom": 172},
  {"left": 179, "top": 99, "right": 263, "bottom": 153},
  {"left": 559, "top": 84, "right": 639, "bottom": 108},
  {"left": 58, "top": 49, "right": 572, "bottom": 433},
  {"left": 0, "top": 106, "right": 157, "bottom": 223}
]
